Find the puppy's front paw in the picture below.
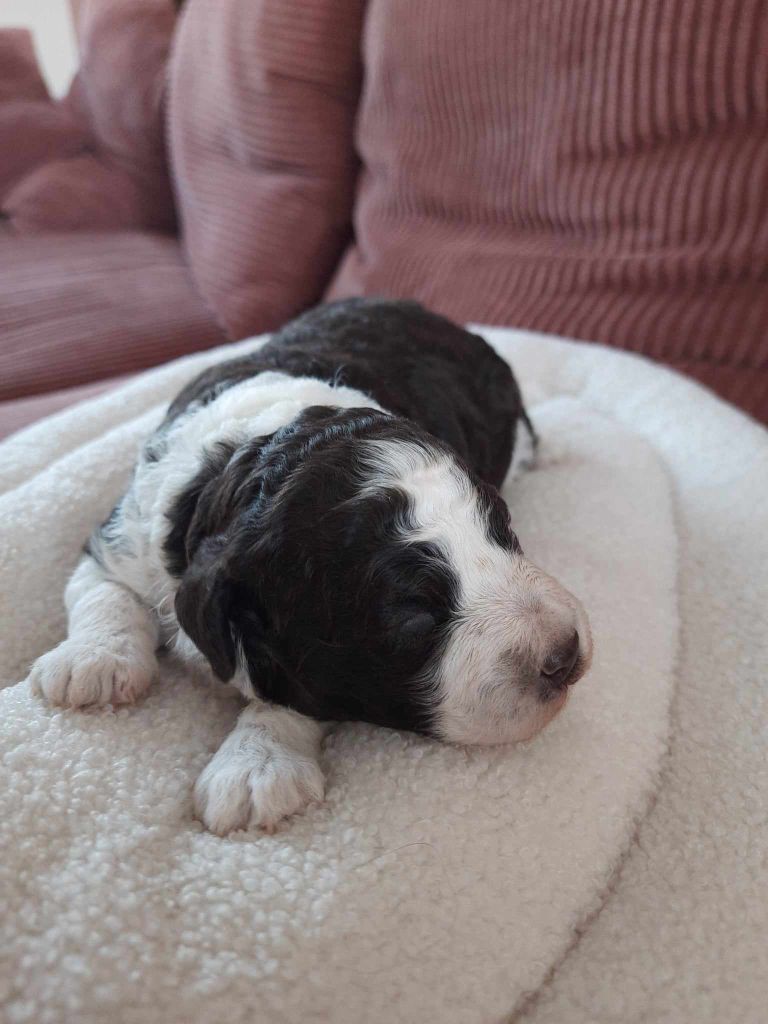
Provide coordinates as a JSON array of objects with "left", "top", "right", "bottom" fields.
[
  {"left": 29, "top": 639, "right": 156, "bottom": 707},
  {"left": 194, "top": 747, "right": 325, "bottom": 836}
]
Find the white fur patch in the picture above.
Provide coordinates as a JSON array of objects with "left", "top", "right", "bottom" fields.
[{"left": 361, "top": 439, "right": 592, "bottom": 745}]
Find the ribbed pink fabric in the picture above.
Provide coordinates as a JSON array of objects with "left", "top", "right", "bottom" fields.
[
  {"left": 329, "top": 0, "right": 768, "bottom": 422},
  {"left": 3, "top": 1, "right": 767, "bottom": 427},
  {"left": 169, "top": 0, "right": 365, "bottom": 339},
  {"left": 1, "top": 2, "right": 176, "bottom": 234},
  {"left": 0, "top": 233, "right": 223, "bottom": 401},
  {"left": 0, "top": 30, "right": 87, "bottom": 201}
]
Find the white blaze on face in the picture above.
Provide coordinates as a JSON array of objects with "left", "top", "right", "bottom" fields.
[
  {"left": 437, "top": 558, "right": 592, "bottom": 745},
  {"left": 363, "top": 439, "right": 593, "bottom": 747}
]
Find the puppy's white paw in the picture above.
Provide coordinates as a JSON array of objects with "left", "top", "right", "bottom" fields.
[
  {"left": 194, "top": 746, "right": 325, "bottom": 836},
  {"left": 29, "top": 638, "right": 156, "bottom": 707}
]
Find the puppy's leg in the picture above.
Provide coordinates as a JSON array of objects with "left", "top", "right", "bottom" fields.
[
  {"left": 30, "top": 555, "right": 159, "bottom": 707},
  {"left": 507, "top": 411, "right": 538, "bottom": 481},
  {"left": 194, "top": 702, "right": 326, "bottom": 835}
]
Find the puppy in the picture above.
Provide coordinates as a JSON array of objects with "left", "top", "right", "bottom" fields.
[{"left": 30, "top": 299, "right": 592, "bottom": 834}]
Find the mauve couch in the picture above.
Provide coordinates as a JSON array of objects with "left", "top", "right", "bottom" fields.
[
  {"left": 1, "top": 0, "right": 767, "bottom": 439},
  {"left": 0, "top": 4, "right": 225, "bottom": 438}
]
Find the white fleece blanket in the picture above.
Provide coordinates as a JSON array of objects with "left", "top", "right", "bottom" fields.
[{"left": 0, "top": 329, "right": 763, "bottom": 1024}]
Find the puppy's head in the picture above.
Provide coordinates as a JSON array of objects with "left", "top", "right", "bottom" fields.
[{"left": 170, "top": 406, "right": 592, "bottom": 745}]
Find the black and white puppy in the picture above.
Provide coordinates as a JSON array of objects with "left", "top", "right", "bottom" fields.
[{"left": 30, "top": 299, "right": 592, "bottom": 834}]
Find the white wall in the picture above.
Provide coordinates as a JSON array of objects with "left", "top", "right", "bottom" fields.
[{"left": 1, "top": 0, "right": 78, "bottom": 97}]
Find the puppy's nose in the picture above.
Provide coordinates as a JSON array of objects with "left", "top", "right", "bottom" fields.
[{"left": 540, "top": 630, "right": 580, "bottom": 688}]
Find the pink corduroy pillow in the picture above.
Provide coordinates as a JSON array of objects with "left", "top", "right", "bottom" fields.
[
  {"left": 328, "top": 0, "right": 768, "bottom": 422},
  {"left": 0, "top": 30, "right": 88, "bottom": 204},
  {"left": 2, "top": 0, "right": 176, "bottom": 233},
  {"left": 168, "top": 0, "right": 365, "bottom": 339}
]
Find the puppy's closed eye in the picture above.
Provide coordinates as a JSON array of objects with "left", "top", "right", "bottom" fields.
[
  {"left": 380, "top": 599, "right": 445, "bottom": 653},
  {"left": 395, "top": 607, "right": 439, "bottom": 647}
]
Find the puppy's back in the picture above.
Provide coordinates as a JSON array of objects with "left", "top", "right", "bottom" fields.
[{"left": 166, "top": 298, "right": 527, "bottom": 488}]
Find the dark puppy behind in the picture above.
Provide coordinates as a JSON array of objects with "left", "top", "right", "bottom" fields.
[{"left": 30, "top": 299, "right": 592, "bottom": 834}]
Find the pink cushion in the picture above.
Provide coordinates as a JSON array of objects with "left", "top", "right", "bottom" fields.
[
  {"left": 168, "top": 0, "right": 365, "bottom": 339},
  {"left": 0, "top": 30, "right": 87, "bottom": 200},
  {"left": 0, "top": 232, "right": 224, "bottom": 402},
  {"left": 1, "top": 2, "right": 176, "bottom": 234},
  {"left": 327, "top": 0, "right": 768, "bottom": 423}
]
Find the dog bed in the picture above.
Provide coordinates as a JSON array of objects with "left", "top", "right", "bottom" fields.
[{"left": 0, "top": 327, "right": 764, "bottom": 1024}]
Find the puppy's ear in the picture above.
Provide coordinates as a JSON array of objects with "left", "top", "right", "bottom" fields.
[{"left": 174, "top": 539, "right": 237, "bottom": 681}]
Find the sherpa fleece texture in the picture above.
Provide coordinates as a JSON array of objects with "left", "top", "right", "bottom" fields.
[{"left": 0, "top": 327, "right": 759, "bottom": 1022}]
